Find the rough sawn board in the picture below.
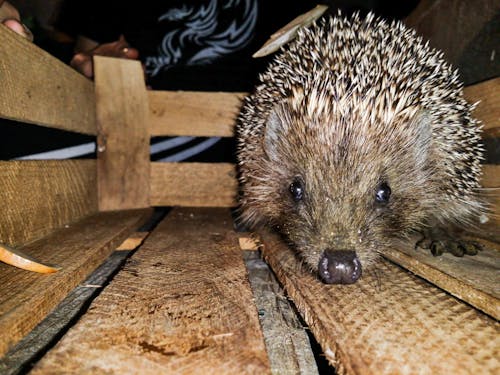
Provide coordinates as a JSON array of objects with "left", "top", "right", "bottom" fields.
[
  {"left": 261, "top": 231, "right": 500, "bottom": 375},
  {"left": 33, "top": 208, "right": 270, "bottom": 374}
]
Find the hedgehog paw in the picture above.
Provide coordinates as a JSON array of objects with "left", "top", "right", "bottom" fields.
[{"left": 415, "top": 229, "right": 482, "bottom": 257}]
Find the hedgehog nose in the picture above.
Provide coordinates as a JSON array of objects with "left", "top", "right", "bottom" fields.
[{"left": 318, "top": 250, "right": 362, "bottom": 284}]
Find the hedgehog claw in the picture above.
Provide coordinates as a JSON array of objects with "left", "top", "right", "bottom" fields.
[{"left": 415, "top": 229, "right": 482, "bottom": 257}]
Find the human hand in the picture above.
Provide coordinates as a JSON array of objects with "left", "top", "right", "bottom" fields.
[
  {"left": 70, "top": 34, "right": 140, "bottom": 78},
  {"left": 0, "top": 0, "right": 33, "bottom": 40}
]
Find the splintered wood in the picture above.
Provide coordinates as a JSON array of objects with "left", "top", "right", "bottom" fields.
[
  {"left": 0, "top": 209, "right": 151, "bottom": 357},
  {"left": 261, "top": 232, "right": 500, "bottom": 375},
  {"left": 33, "top": 208, "right": 270, "bottom": 374}
]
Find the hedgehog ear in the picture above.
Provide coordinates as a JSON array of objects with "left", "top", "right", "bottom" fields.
[
  {"left": 263, "top": 104, "right": 288, "bottom": 160},
  {"left": 410, "top": 109, "right": 433, "bottom": 167}
]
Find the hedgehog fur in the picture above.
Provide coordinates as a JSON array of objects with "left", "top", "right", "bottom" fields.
[{"left": 236, "top": 12, "right": 486, "bottom": 284}]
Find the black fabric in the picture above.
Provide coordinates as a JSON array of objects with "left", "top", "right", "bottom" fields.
[{"left": 56, "top": 0, "right": 314, "bottom": 91}]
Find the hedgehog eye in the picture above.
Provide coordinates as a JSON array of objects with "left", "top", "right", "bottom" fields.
[
  {"left": 289, "top": 179, "right": 304, "bottom": 202},
  {"left": 375, "top": 182, "right": 391, "bottom": 204}
]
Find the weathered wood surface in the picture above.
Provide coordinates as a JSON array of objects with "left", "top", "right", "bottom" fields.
[
  {"left": 261, "top": 231, "right": 500, "bottom": 375},
  {"left": 0, "top": 209, "right": 152, "bottom": 357},
  {"left": 95, "top": 56, "right": 150, "bottom": 211},
  {"left": 150, "top": 162, "right": 238, "bottom": 207},
  {"left": 0, "top": 160, "right": 97, "bottom": 247},
  {"left": 243, "top": 250, "right": 319, "bottom": 375},
  {"left": 149, "top": 91, "right": 245, "bottom": 137},
  {"left": 384, "top": 237, "right": 499, "bottom": 320},
  {"left": 33, "top": 208, "right": 270, "bottom": 374},
  {"left": 0, "top": 25, "right": 96, "bottom": 135},
  {"left": 464, "top": 77, "right": 500, "bottom": 138},
  {"left": 0, "top": 249, "right": 140, "bottom": 375}
]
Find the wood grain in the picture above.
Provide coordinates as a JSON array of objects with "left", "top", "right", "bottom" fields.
[
  {"left": 0, "top": 209, "right": 152, "bottom": 357},
  {"left": 0, "top": 25, "right": 96, "bottom": 135},
  {"left": 384, "top": 238, "right": 499, "bottom": 320},
  {"left": 482, "top": 164, "right": 500, "bottom": 225},
  {"left": 464, "top": 77, "right": 500, "bottom": 138},
  {"left": 33, "top": 208, "right": 270, "bottom": 374},
  {"left": 243, "top": 250, "right": 319, "bottom": 375},
  {"left": 261, "top": 231, "right": 500, "bottom": 375},
  {"left": 95, "top": 56, "right": 150, "bottom": 211},
  {"left": 0, "top": 250, "right": 139, "bottom": 375},
  {"left": 0, "top": 160, "right": 97, "bottom": 247},
  {"left": 149, "top": 91, "right": 245, "bottom": 137},
  {"left": 150, "top": 162, "right": 238, "bottom": 207}
]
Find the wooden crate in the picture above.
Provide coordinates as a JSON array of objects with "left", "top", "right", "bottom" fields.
[{"left": 0, "top": 23, "right": 498, "bottom": 375}]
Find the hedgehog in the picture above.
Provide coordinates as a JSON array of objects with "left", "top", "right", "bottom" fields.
[{"left": 236, "top": 12, "right": 486, "bottom": 284}]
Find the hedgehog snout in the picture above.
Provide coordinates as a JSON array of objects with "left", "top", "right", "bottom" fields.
[{"left": 318, "top": 250, "right": 362, "bottom": 284}]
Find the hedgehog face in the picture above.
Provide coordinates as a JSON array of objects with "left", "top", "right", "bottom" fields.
[{"left": 249, "top": 99, "right": 436, "bottom": 284}]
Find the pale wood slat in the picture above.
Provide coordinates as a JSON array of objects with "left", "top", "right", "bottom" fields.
[
  {"left": 383, "top": 238, "right": 499, "bottom": 320},
  {"left": 0, "top": 208, "right": 152, "bottom": 357},
  {"left": 33, "top": 208, "right": 270, "bottom": 374},
  {"left": 464, "top": 77, "right": 500, "bottom": 138},
  {"left": 261, "top": 231, "right": 500, "bottom": 374},
  {"left": 149, "top": 91, "right": 245, "bottom": 137},
  {"left": 95, "top": 56, "right": 150, "bottom": 211},
  {"left": 0, "top": 160, "right": 97, "bottom": 247},
  {"left": 150, "top": 162, "right": 237, "bottom": 207},
  {"left": 0, "top": 25, "right": 96, "bottom": 135}
]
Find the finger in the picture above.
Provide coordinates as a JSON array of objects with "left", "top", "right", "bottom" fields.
[
  {"left": 70, "top": 53, "right": 94, "bottom": 78},
  {"left": 122, "top": 46, "right": 139, "bottom": 59},
  {"left": 2, "top": 19, "right": 33, "bottom": 41}
]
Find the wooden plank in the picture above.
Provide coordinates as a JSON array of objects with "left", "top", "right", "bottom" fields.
[
  {"left": 95, "top": 56, "right": 150, "bottom": 211},
  {"left": 261, "top": 231, "right": 500, "bottom": 374},
  {"left": 150, "top": 162, "right": 237, "bottom": 207},
  {"left": 0, "top": 208, "right": 152, "bottom": 357},
  {"left": 0, "top": 160, "right": 97, "bottom": 247},
  {"left": 149, "top": 91, "right": 245, "bottom": 137},
  {"left": 464, "top": 77, "right": 500, "bottom": 138},
  {"left": 384, "top": 238, "right": 499, "bottom": 320},
  {"left": 482, "top": 164, "right": 500, "bottom": 226},
  {"left": 0, "top": 25, "right": 96, "bottom": 135},
  {"left": 0, "top": 250, "right": 137, "bottom": 375},
  {"left": 243, "top": 250, "right": 319, "bottom": 375},
  {"left": 33, "top": 208, "right": 270, "bottom": 374}
]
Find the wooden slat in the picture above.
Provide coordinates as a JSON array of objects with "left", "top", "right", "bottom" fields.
[
  {"left": 0, "top": 160, "right": 97, "bottom": 247},
  {"left": 482, "top": 164, "right": 500, "bottom": 226},
  {"left": 384, "top": 238, "right": 499, "bottom": 319},
  {"left": 149, "top": 91, "right": 245, "bottom": 137},
  {"left": 464, "top": 77, "right": 500, "bottom": 138},
  {"left": 95, "top": 56, "right": 150, "bottom": 211},
  {"left": 33, "top": 208, "right": 270, "bottom": 374},
  {"left": 261, "top": 232, "right": 500, "bottom": 374},
  {"left": 0, "top": 208, "right": 152, "bottom": 357},
  {"left": 243, "top": 250, "right": 319, "bottom": 374},
  {"left": 0, "top": 25, "right": 96, "bottom": 135},
  {"left": 0, "top": 250, "right": 140, "bottom": 375},
  {"left": 150, "top": 162, "right": 237, "bottom": 207}
]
